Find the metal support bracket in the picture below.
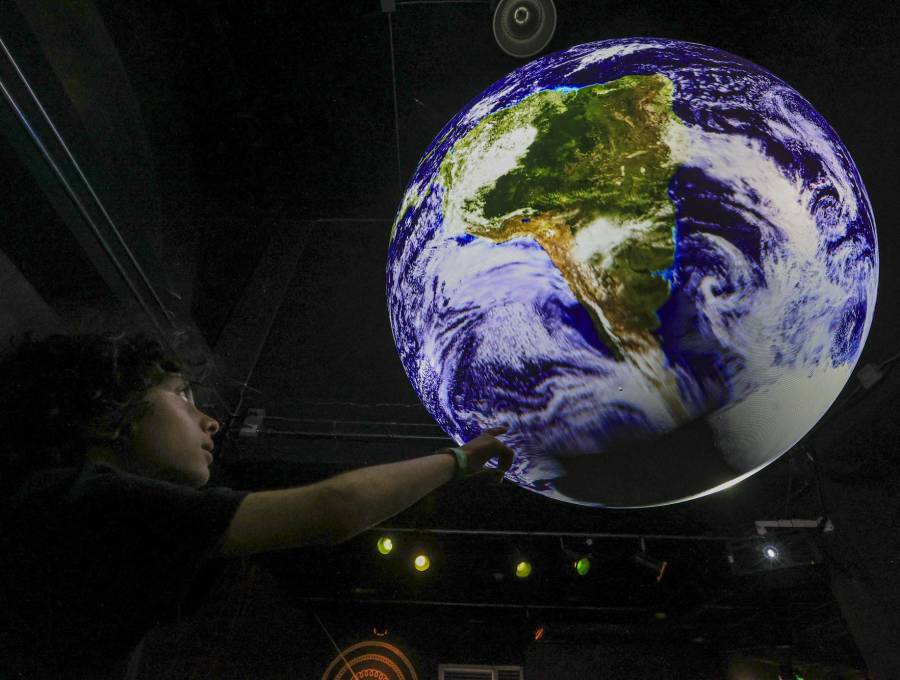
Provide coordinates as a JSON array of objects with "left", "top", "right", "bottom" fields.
[
  {"left": 239, "top": 408, "right": 266, "bottom": 438},
  {"left": 755, "top": 517, "right": 833, "bottom": 536}
]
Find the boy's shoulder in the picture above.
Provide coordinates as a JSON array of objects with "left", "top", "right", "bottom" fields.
[
  {"left": 5, "top": 461, "right": 117, "bottom": 507},
  {"left": 3, "top": 462, "right": 196, "bottom": 527}
]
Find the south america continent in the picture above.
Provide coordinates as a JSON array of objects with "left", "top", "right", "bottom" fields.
[{"left": 440, "top": 74, "right": 688, "bottom": 419}]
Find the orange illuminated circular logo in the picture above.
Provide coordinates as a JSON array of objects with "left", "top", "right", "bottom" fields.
[{"left": 320, "top": 640, "right": 418, "bottom": 680}]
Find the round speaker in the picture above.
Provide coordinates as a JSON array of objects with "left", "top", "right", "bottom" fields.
[{"left": 491, "top": 0, "right": 557, "bottom": 59}]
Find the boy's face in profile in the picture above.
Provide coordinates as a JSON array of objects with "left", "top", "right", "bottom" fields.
[{"left": 88, "top": 372, "right": 220, "bottom": 488}]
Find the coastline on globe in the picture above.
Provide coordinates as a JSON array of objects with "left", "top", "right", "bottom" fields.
[{"left": 385, "top": 38, "right": 879, "bottom": 508}]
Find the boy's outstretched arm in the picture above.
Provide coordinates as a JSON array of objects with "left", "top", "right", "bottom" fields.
[
  {"left": 219, "top": 452, "right": 457, "bottom": 557},
  {"left": 219, "top": 428, "right": 512, "bottom": 557}
]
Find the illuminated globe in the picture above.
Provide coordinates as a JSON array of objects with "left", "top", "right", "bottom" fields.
[{"left": 386, "top": 38, "right": 878, "bottom": 508}]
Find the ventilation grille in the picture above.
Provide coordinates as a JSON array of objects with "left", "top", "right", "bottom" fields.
[
  {"left": 498, "top": 671, "right": 524, "bottom": 680},
  {"left": 438, "top": 665, "right": 524, "bottom": 680}
]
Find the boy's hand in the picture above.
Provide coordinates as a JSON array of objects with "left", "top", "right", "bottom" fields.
[{"left": 459, "top": 425, "right": 515, "bottom": 483}]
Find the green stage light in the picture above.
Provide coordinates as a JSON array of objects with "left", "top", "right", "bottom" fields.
[
  {"left": 515, "top": 560, "right": 532, "bottom": 579},
  {"left": 414, "top": 554, "right": 431, "bottom": 572},
  {"left": 575, "top": 557, "right": 591, "bottom": 576},
  {"left": 377, "top": 537, "right": 393, "bottom": 555}
]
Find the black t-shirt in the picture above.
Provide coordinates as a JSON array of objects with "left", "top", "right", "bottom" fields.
[{"left": 0, "top": 462, "right": 250, "bottom": 680}]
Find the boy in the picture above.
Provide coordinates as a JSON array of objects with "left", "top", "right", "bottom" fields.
[{"left": 0, "top": 331, "right": 513, "bottom": 679}]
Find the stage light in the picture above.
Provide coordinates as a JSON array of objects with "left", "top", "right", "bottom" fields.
[
  {"left": 515, "top": 560, "right": 532, "bottom": 579},
  {"left": 413, "top": 553, "right": 431, "bottom": 572},
  {"left": 534, "top": 626, "right": 545, "bottom": 641},
  {"left": 559, "top": 537, "right": 593, "bottom": 577},
  {"left": 633, "top": 538, "right": 668, "bottom": 582},
  {"left": 728, "top": 528, "right": 824, "bottom": 575},
  {"left": 377, "top": 536, "right": 393, "bottom": 555}
]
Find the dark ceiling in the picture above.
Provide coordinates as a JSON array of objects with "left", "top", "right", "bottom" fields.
[{"left": 2, "top": 0, "right": 899, "bottom": 675}]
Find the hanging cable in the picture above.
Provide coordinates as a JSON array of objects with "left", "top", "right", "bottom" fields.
[
  {"left": 0, "top": 34, "right": 249, "bottom": 425},
  {"left": 314, "top": 612, "right": 361, "bottom": 680},
  {"left": 0, "top": 35, "right": 176, "bottom": 344},
  {"left": 387, "top": 12, "right": 402, "bottom": 198}
]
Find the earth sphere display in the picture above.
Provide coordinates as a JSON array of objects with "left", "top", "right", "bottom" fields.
[{"left": 386, "top": 38, "right": 879, "bottom": 508}]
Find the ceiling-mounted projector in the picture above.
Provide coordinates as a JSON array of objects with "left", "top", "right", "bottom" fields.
[{"left": 490, "top": 0, "right": 557, "bottom": 58}]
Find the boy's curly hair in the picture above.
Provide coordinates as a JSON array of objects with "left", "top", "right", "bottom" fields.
[{"left": 0, "top": 324, "right": 214, "bottom": 497}]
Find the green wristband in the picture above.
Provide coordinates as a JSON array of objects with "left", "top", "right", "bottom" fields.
[{"left": 444, "top": 447, "right": 468, "bottom": 481}]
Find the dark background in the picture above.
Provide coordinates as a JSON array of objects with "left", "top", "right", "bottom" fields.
[{"left": 1, "top": 0, "right": 898, "bottom": 677}]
